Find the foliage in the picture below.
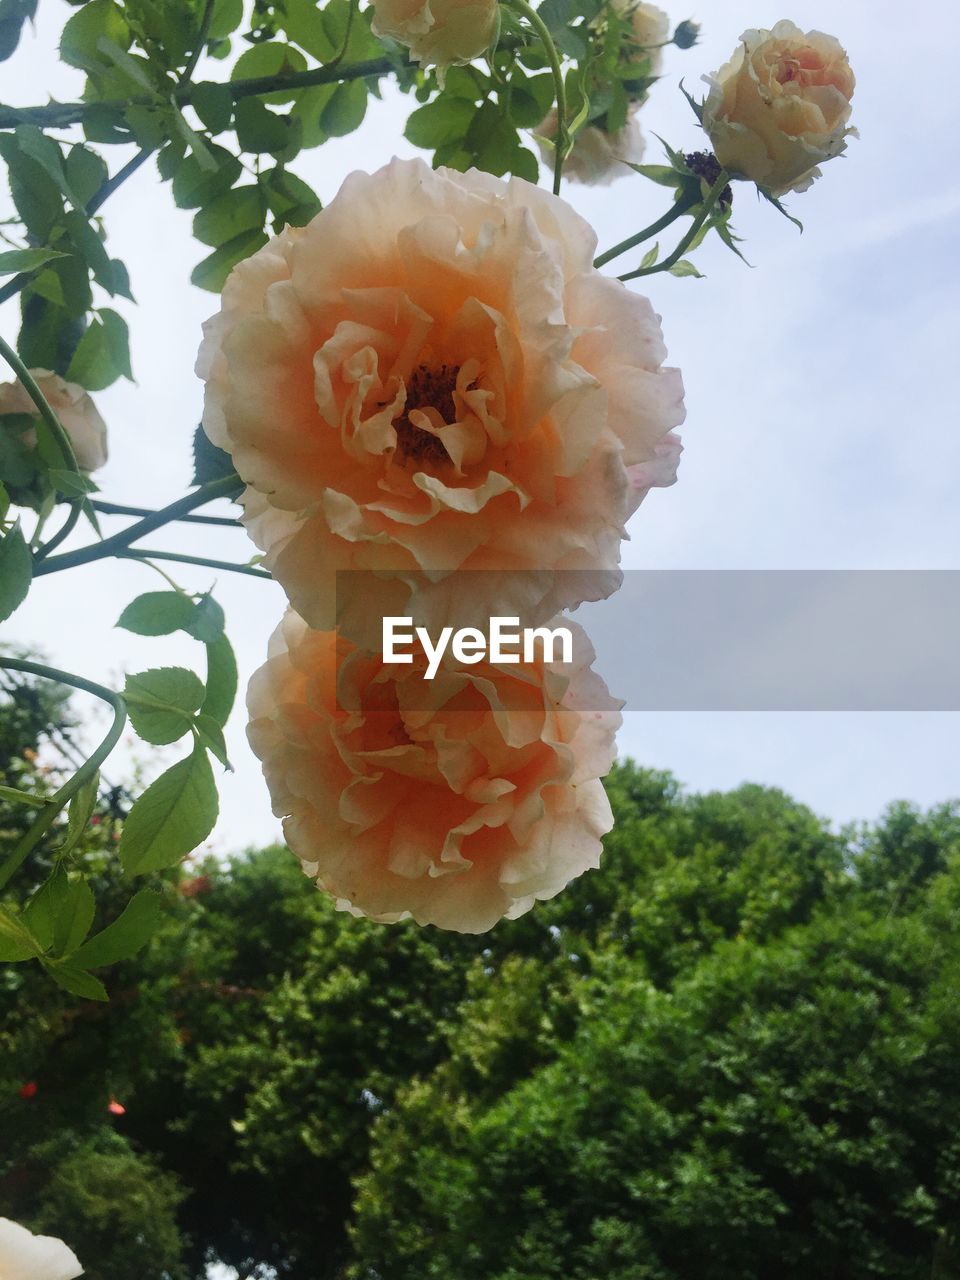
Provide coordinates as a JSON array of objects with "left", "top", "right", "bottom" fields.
[{"left": 3, "top": 723, "right": 959, "bottom": 1278}]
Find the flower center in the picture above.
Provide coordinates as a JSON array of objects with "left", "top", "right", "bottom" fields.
[{"left": 394, "top": 363, "right": 459, "bottom": 465}]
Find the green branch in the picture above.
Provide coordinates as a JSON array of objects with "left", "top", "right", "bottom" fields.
[
  {"left": 504, "top": 0, "right": 567, "bottom": 195},
  {"left": 0, "top": 658, "right": 126, "bottom": 892},
  {"left": 119, "top": 547, "right": 271, "bottom": 579},
  {"left": 593, "top": 189, "right": 699, "bottom": 269},
  {"left": 618, "top": 170, "right": 729, "bottom": 281},
  {"left": 34, "top": 473, "right": 243, "bottom": 576},
  {"left": 0, "top": 56, "right": 400, "bottom": 131}
]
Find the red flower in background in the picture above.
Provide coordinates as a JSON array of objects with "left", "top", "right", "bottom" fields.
[{"left": 18, "top": 1081, "right": 37, "bottom": 1099}]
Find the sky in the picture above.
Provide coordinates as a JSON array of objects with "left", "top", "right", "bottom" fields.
[{"left": 3, "top": 0, "right": 960, "bottom": 869}]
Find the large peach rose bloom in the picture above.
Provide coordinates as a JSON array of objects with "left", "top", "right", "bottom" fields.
[
  {"left": 198, "top": 159, "right": 685, "bottom": 630},
  {"left": 702, "top": 20, "right": 856, "bottom": 197},
  {"left": 247, "top": 610, "right": 622, "bottom": 932},
  {"left": 0, "top": 370, "right": 107, "bottom": 472},
  {"left": 370, "top": 0, "right": 498, "bottom": 76},
  {"left": 0, "top": 1218, "right": 83, "bottom": 1280}
]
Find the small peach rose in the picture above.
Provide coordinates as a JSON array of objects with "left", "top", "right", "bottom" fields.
[
  {"left": 702, "top": 20, "right": 856, "bottom": 197},
  {"left": 622, "top": 1, "right": 670, "bottom": 77},
  {"left": 0, "top": 1218, "right": 83, "bottom": 1280},
  {"left": 198, "top": 158, "right": 685, "bottom": 631},
  {"left": 536, "top": 105, "right": 647, "bottom": 187},
  {"left": 0, "top": 370, "right": 108, "bottom": 472},
  {"left": 247, "top": 610, "right": 622, "bottom": 932},
  {"left": 370, "top": 0, "right": 498, "bottom": 76}
]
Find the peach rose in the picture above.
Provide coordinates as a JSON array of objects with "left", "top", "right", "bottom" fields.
[
  {"left": 0, "top": 1218, "right": 83, "bottom": 1280},
  {"left": 370, "top": 0, "right": 498, "bottom": 76},
  {"left": 536, "top": 105, "right": 647, "bottom": 187},
  {"left": 247, "top": 610, "right": 622, "bottom": 932},
  {"left": 702, "top": 20, "right": 856, "bottom": 197},
  {"left": 0, "top": 370, "right": 108, "bottom": 473},
  {"left": 198, "top": 159, "right": 685, "bottom": 630}
]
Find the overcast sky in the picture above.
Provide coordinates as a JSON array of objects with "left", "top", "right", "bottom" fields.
[{"left": 3, "top": 0, "right": 960, "bottom": 861}]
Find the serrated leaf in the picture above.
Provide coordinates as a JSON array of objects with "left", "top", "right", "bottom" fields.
[
  {"left": 0, "top": 906, "right": 42, "bottom": 962},
  {"left": 190, "top": 227, "right": 268, "bottom": 292},
  {"left": 117, "top": 590, "right": 196, "bottom": 636},
  {"left": 60, "top": 771, "right": 100, "bottom": 858},
  {"left": 193, "top": 184, "right": 265, "bottom": 248},
  {"left": 49, "top": 468, "right": 98, "bottom": 497},
  {"left": 70, "top": 889, "right": 163, "bottom": 968},
  {"left": 120, "top": 747, "right": 218, "bottom": 875},
  {"left": 0, "top": 247, "right": 67, "bottom": 276},
  {"left": 171, "top": 146, "right": 241, "bottom": 209},
  {"left": 124, "top": 666, "right": 205, "bottom": 745},
  {"left": 44, "top": 961, "right": 108, "bottom": 1000},
  {"left": 186, "top": 593, "right": 225, "bottom": 644},
  {"left": 14, "top": 124, "right": 82, "bottom": 208},
  {"left": 639, "top": 242, "right": 659, "bottom": 269},
  {"left": 235, "top": 98, "right": 290, "bottom": 153},
  {"left": 60, "top": 0, "right": 129, "bottom": 71},
  {"left": 321, "top": 80, "right": 367, "bottom": 138},
  {"left": 65, "top": 309, "right": 132, "bottom": 390},
  {"left": 194, "top": 713, "right": 231, "bottom": 768},
  {"left": 626, "top": 163, "right": 682, "bottom": 188},
  {"left": 0, "top": 521, "right": 32, "bottom": 623},
  {"left": 201, "top": 633, "right": 237, "bottom": 728},
  {"left": 53, "top": 877, "right": 96, "bottom": 955},
  {"left": 191, "top": 424, "right": 238, "bottom": 486},
  {"left": 192, "top": 81, "right": 233, "bottom": 134},
  {"left": 405, "top": 97, "right": 475, "bottom": 150},
  {"left": 23, "top": 867, "right": 70, "bottom": 950},
  {"left": 760, "top": 187, "right": 804, "bottom": 232},
  {"left": 668, "top": 258, "right": 704, "bottom": 279}
]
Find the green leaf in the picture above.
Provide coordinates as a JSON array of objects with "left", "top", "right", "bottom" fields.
[
  {"left": 191, "top": 423, "right": 237, "bottom": 486},
  {"left": 120, "top": 746, "right": 219, "bottom": 875},
  {"left": 668, "top": 258, "right": 705, "bottom": 279},
  {"left": 44, "top": 961, "right": 108, "bottom": 1001},
  {"left": 13, "top": 124, "right": 82, "bottom": 209},
  {"left": 65, "top": 308, "right": 132, "bottom": 390},
  {"left": 171, "top": 145, "right": 241, "bottom": 209},
  {"left": 194, "top": 712, "right": 231, "bottom": 769},
  {"left": 124, "top": 666, "right": 206, "bottom": 745},
  {"left": 65, "top": 143, "right": 109, "bottom": 207},
  {"left": 0, "top": 521, "right": 32, "bottom": 624},
  {"left": 281, "top": 0, "right": 335, "bottom": 59},
  {"left": 232, "top": 41, "right": 307, "bottom": 104},
  {"left": 71, "top": 889, "right": 163, "bottom": 968},
  {"left": 640, "top": 242, "right": 660, "bottom": 269},
  {"left": 29, "top": 269, "right": 66, "bottom": 306},
  {"left": 190, "top": 227, "right": 268, "bottom": 292},
  {"left": 0, "top": 906, "right": 41, "bottom": 962},
  {"left": 0, "top": 0, "right": 37, "bottom": 62},
  {"left": 192, "top": 81, "right": 233, "bottom": 134},
  {"left": 48, "top": 468, "right": 98, "bottom": 497},
  {"left": 208, "top": 0, "right": 242, "bottom": 39},
  {"left": 186, "top": 593, "right": 225, "bottom": 644},
  {"left": 0, "top": 247, "right": 67, "bottom": 276},
  {"left": 405, "top": 97, "right": 475, "bottom": 150},
  {"left": 193, "top": 184, "right": 266, "bottom": 248},
  {"left": 321, "top": 80, "right": 367, "bottom": 138},
  {"left": 760, "top": 188, "right": 804, "bottom": 233},
  {"left": 53, "top": 877, "right": 96, "bottom": 956},
  {"left": 201, "top": 633, "right": 238, "bottom": 728},
  {"left": 60, "top": 0, "right": 130, "bottom": 70},
  {"left": 60, "top": 770, "right": 100, "bottom": 858},
  {"left": 234, "top": 98, "right": 290, "bottom": 153},
  {"left": 626, "top": 162, "right": 683, "bottom": 188},
  {"left": 23, "top": 867, "right": 70, "bottom": 950},
  {"left": 117, "top": 590, "right": 196, "bottom": 636}
]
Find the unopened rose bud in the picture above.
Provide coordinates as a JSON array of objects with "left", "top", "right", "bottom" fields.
[
  {"left": 701, "top": 20, "right": 856, "bottom": 197},
  {"left": 673, "top": 19, "right": 700, "bottom": 49}
]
